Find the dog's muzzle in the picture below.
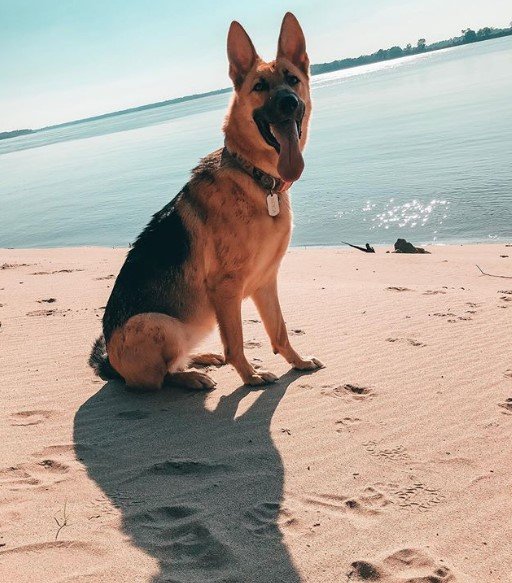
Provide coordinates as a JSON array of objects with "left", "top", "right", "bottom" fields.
[{"left": 253, "top": 90, "right": 305, "bottom": 182}]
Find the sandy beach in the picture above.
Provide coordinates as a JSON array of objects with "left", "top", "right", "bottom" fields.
[{"left": 0, "top": 243, "right": 511, "bottom": 582}]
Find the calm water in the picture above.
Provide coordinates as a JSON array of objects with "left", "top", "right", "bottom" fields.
[{"left": 1, "top": 37, "right": 511, "bottom": 248}]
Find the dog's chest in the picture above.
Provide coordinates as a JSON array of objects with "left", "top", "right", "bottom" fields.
[
  {"left": 239, "top": 197, "right": 292, "bottom": 290},
  {"left": 207, "top": 185, "right": 292, "bottom": 288}
]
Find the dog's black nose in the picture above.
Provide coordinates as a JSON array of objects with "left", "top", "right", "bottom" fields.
[{"left": 278, "top": 93, "right": 299, "bottom": 115}]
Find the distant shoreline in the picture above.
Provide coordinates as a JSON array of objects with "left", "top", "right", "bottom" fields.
[
  {"left": 2, "top": 238, "right": 511, "bottom": 252},
  {"left": 0, "top": 87, "right": 233, "bottom": 141},
  {"left": 2, "top": 27, "right": 511, "bottom": 140}
]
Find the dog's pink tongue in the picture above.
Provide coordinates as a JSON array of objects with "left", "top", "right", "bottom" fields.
[{"left": 272, "top": 120, "right": 304, "bottom": 182}]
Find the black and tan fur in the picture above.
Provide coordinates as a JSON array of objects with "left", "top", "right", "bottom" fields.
[{"left": 89, "top": 12, "right": 323, "bottom": 390}]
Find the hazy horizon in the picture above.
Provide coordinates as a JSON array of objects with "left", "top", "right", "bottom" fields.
[{"left": 1, "top": 0, "right": 511, "bottom": 131}]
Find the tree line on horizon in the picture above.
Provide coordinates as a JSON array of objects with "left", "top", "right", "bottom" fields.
[{"left": 310, "top": 23, "right": 512, "bottom": 75}]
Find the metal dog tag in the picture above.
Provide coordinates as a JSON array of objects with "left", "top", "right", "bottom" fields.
[{"left": 267, "top": 193, "right": 280, "bottom": 217}]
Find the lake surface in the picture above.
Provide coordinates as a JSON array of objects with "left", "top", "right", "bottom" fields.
[{"left": 1, "top": 37, "right": 511, "bottom": 248}]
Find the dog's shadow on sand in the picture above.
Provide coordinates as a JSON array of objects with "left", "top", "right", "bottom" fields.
[{"left": 74, "top": 371, "right": 305, "bottom": 583}]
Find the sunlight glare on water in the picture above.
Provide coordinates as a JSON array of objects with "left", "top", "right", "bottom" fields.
[{"left": 367, "top": 198, "right": 450, "bottom": 238}]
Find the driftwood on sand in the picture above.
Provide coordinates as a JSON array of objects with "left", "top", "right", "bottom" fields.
[
  {"left": 476, "top": 265, "right": 512, "bottom": 279},
  {"left": 342, "top": 242, "right": 375, "bottom": 253}
]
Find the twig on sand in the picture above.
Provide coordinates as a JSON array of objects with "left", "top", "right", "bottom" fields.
[
  {"left": 54, "top": 500, "right": 69, "bottom": 540},
  {"left": 476, "top": 265, "right": 512, "bottom": 279}
]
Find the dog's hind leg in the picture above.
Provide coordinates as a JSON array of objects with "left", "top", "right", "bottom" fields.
[{"left": 108, "top": 313, "right": 214, "bottom": 391}]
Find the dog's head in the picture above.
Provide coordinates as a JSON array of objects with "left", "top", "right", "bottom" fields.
[{"left": 224, "top": 12, "right": 311, "bottom": 183}]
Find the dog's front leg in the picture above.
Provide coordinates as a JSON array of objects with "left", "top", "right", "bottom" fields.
[
  {"left": 252, "top": 277, "right": 324, "bottom": 371},
  {"left": 209, "top": 280, "right": 278, "bottom": 386}
]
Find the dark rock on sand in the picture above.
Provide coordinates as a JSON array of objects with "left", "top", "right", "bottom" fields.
[{"left": 394, "top": 238, "right": 430, "bottom": 254}]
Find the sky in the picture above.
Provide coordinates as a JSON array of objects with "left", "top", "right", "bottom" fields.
[{"left": 1, "top": 0, "right": 510, "bottom": 130}]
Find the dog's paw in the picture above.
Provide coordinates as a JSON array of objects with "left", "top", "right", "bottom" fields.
[
  {"left": 244, "top": 371, "right": 278, "bottom": 386},
  {"left": 167, "top": 371, "right": 217, "bottom": 390},
  {"left": 189, "top": 372, "right": 217, "bottom": 390},
  {"left": 292, "top": 356, "right": 325, "bottom": 371}
]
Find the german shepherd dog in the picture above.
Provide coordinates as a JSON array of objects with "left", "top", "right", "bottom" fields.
[{"left": 89, "top": 12, "right": 324, "bottom": 390}]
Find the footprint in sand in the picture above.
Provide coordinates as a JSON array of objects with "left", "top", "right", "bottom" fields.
[
  {"left": 136, "top": 504, "right": 199, "bottom": 525},
  {"left": 26, "top": 308, "right": 70, "bottom": 317},
  {"left": 343, "top": 487, "right": 392, "bottom": 517},
  {"left": 349, "top": 548, "right": 456, "bottom": 582},
  {"left": 498, "top": 398, "right": 512, "bottom": 413},
  {"left": 94, "top": 274, "right": 115, "bottom": 280},
  {"left": 148, "top": 458, "right": 230, "bottom": 476},
  {"left": 335, "top": 417, "right": 362, "bottom": 433},
  {"left": 423, "top": 289, "right": 447, "bottom": 295},
  {"left": 386, "top": 287, "right": 413, "bottom": 292},
  {"left": 130, "top": 506, "right": 234, "bottom": 570},
  {"left": 289, "top": 329, "right": 306, "bottom": 336},
  {"left": 162, "top": 522, "right": 233, "bottom": 569},
  {"left": 373, "top": 480, "right": 445, "bottom": 512},
  {"left": 431, "top": 312, "right": 472, "bottom": 323},
  {"left": 0, "top": 459, "right": 70, "bottom": 491},
  {"left": 386, "top": 338, "right": 426, "bottom": 347},
  {"left": 243, "top": 502, "right": 301, "bottom": 538},
  {"left": 37, "top": 459, "right": 70, "bottom": 472},
  {"left": 297, "top": 487, "right": 392, "bottom": 527},
  {"left": 244, "top": 340, "right": 262, "bottom": 349},
  {"left": 297, "top": 383, "right": 314, "bottom": 390},
  {"left": 322, "top": 384, "right": 374, "bottom": 400},
  {"left": 31, "top": 268, "right": 84, "bottom": 275},
  {"left": 10, "top": 410, "right": 56, "bottom": 426},
  {"left": 32, "top": 444, "right": 76, "bottom": 457},
  {"left": 0, "top": 541, "right": 107, "bottom": 580},
  {"left": 26, "top": 309, "right": 56, "bottom": 316},
  {"left": 1, "top": 263, "right": 31, "bottom": 269},
  {"left": 364, "top": 442, "right": 410, "bottom": 462}
]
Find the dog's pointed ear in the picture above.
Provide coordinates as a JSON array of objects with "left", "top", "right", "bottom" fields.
[
  {"left": 227, "top": 21, "right": 259, "bottom": 89},
  {"left": 277, "top": 12, "right": 309, "bottom": 76}
]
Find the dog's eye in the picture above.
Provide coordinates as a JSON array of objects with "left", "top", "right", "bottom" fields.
[
  {"left": 286, "top": 75, "right": 300, "bottom": 86},
  {"left": 252, "top": 81, "right": 268, "bottom": 92}
]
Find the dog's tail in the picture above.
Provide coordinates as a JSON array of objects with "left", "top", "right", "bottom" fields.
[{"left": 88, "top": 335, "right": 123, "bottom": 381}]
